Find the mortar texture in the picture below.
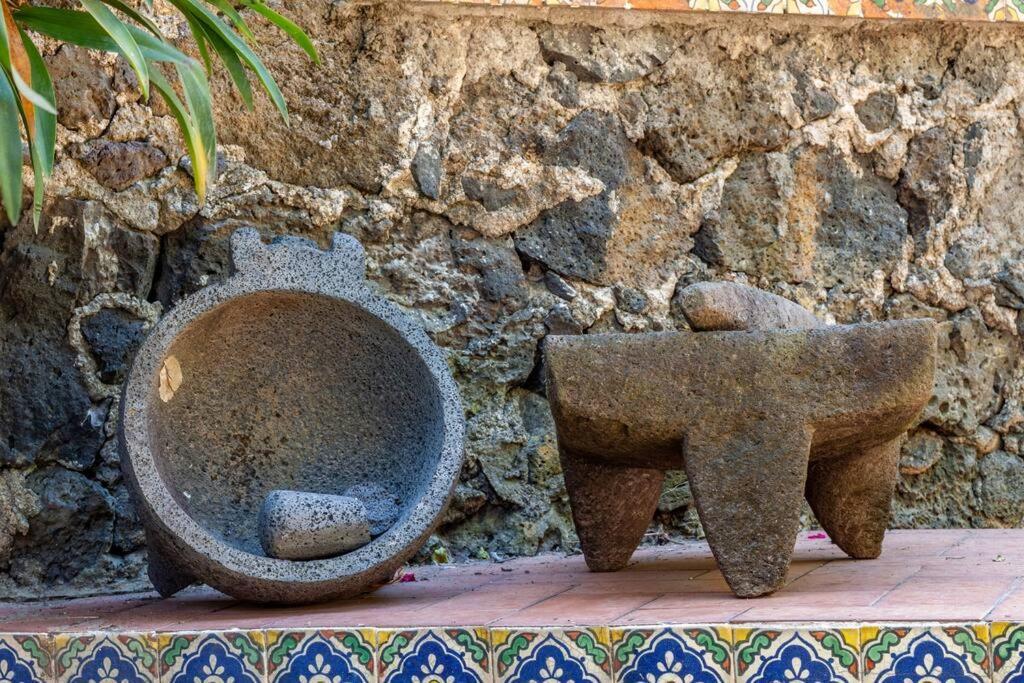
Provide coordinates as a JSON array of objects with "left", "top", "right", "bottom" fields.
[{"left": 0, "top": 1, "right": 1022, "bottom": 598}]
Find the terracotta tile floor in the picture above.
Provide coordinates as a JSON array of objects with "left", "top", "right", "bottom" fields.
[{"left": 2, "top": 529, "right": 1021, "bottom": 632}]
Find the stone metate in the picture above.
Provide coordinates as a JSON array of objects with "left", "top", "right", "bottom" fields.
[{"left": 545, "top": 282, "right": 937, "bottom": 597}]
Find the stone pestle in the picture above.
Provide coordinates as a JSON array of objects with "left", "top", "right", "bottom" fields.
[{"left": 258, "top": 490, "right": 372, "bottom": 561}]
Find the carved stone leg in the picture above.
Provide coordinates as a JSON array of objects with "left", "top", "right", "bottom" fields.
[
  {"left": 146, "top": 532, "right": 196, "bottom": 598},
  {"left": 805, "top": 438, "right": 901, "bottom": 559},
  {"left": 560, "top": 448, "right": 665, "bottom": 572},
  {"left": 684, "top": 425, "right": 812, "bottom": 598}
]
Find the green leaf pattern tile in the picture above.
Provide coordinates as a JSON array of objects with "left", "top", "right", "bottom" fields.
[
  {"left": 377, "top": 628, "right": 492, "bottom": 683},
  {"left": 53, "top": 633, "right": 159, "bottom": 683}
]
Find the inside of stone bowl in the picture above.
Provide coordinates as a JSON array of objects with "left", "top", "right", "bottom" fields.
[{"left": 147, "top": 290, "right": 445, "bottom": 556}]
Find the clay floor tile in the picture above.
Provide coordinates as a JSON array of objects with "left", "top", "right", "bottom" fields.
[
  {"left": 428, "top": 582, "right": 574, "bottom": 613},
  {"left": 494, "top": 591, "right": 663, "bottom": 626},
  {"left": 612, "top": 603, "right": 751, "bottom": 625},
  {"left": 986, "top": 582, "right": 1024, "bottom": 621},
  {"left": 732, "top": 604, "right": 989, "bottom": 622}
]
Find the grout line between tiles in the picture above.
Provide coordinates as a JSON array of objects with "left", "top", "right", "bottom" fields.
[
  {"left": 606, "top": 593, "right": 667, "bottom": 625},
  {"left": 480, "top": 583, "right": 578, "bottom": 626},
  {"left": 867, "top": 563, "right": 924, "bottom": 607},
  {"left": 984, "top": 575, "right": 1024, "bottom": 621}
]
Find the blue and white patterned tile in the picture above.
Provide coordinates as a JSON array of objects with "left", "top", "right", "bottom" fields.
[
  {"left": 611, "top": 625, "right": 733, "bottom": 683},
  {"left": 0, "top": 633, "right": 51, "bottom": 682},
  {"left": 53, "top": 633, "right": 159, "bottom": 682},
  {"left": 492, "top": 628, "right": 611, "bottom": 683},
  {"left": 861, "top": 625, "right": 989, "bottom": 683},
  {"left": 378, "top": 628, "right": 492, "bottom": 683},
  {"left": 159, "top": 631, "right": 265, "bottom": 683},
  {"left": 734, "top": 627, "right": 860, "bottom": 683},
  {"left": 265, "top": 629, "right": 376, "bottom": 683}
]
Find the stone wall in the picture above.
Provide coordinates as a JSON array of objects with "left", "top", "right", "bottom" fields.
[{"left": 1, "top": 1, "right": 1022, "bottom": 598}]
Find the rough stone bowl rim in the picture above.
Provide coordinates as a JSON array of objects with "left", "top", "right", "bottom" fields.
[{"left": 119, "top": 266, "right": 464, "bottom": 590}]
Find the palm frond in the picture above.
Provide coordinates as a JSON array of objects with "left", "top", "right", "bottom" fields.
[{"left": 1, "top": 0, "right": 318, "bottom": 226}]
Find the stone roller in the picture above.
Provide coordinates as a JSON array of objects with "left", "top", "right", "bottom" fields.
[
  {"left": 257, "top": 487, "right": 403, "bottom": 561},
  {"left": 545, "top": 282, "right": 938, "bottom": 598},
  {"left": 118, "top": 228, "right": 464, "bottom": 604}
]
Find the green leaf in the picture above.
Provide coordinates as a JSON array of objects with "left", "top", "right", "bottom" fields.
[
  {"left": 166, "top": 0, "right": 288, "bottom": 122},
  {"left": 185, "top": 13, "right": 213, "bottom": 73},
  {"left": 18, "top": 30, "right": 54, "bottom": 229},
  {"left": 19, "top": 30, "right": 55, "bottom": 177},
  {"left": 176, "top": 61, "right": 216, "bottom": 192},
  {"left": 101, "top": 0, "right": 164, "bottom": 39},
  {"left": 199, "top": 22, "right": 253, "bottom": 108},
  {"left": 27, "top": 116, "right": 46, "bottom": 230},
  {"left": 79, "top": 0, "right": 150, "bottom": 98},
  {"left": 0, "top": 5, "right": 12, "bottom": 72},
  {"left": 198, "top": 21, "right": 252, "bottom": 109},
  {"left": 10, "top": 69, "right": 55, "bottom": 115},
  {"left": 14, "top": 6, "right": 116, "bottom": 51},
  {"left": 0, "top": 14, "right": 55, "bottom": 117},
  {"left": 16, "top": 7, "right": 196, "bottom": 67},
  {"left": 205, "top": 0, "right": 254, "bottom": 42},
  {"left": 150, "top": 66, "right": 212, "bottom": 202},
  {"left": 240, "top": 0, "right": 319, "bottom": 64},
  {"left": 0, "top": 70, "right": 24, "bottom": 225}
]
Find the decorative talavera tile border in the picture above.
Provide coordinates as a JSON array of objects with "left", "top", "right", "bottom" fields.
[
  {"left": 52, "top": 633, "right": 160, "bottom": 682},
  {"left": 611, "top": 625, "right": 732, "bottom": 683},
  {"left": 414, "top": 0, "right": 1023, "bottom": 22},
  {"left": 266, "top": 629, "right": 376, "bottom": 682},
  {"left": 735, "top": 625, "right": 861, "bottom": 683},
  {"left": 0, "top": 633, "right": 52, "bottom": 682},
  {"left": 159, "top": 630, "right": 266, "bottom": 683},
  {"left": 493, "top": 627, "right": 613, "bottom": 682},
  {"left": 3, "top": 622, "right": 1024, "bottom": 682},
  {"left": 379, "top": 627, "right": 491, "bottom": 682},
  {"left": 861, "top": 624, "right": 991, "bottom": 683},
  {"left": 993, "top": 623, "right": 1024, "bottom": 683}
]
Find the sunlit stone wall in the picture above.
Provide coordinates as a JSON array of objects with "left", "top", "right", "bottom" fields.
[{"left": 1, "top": 0, "right": 1022, "bottom": 598}]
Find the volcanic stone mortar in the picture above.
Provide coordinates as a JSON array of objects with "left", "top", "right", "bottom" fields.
[
  {"left": 119, "top": 228, "right": 464, "bottom": 604},
  {"left": 545, "top": 282, "right": 938, "bottom": 598}
]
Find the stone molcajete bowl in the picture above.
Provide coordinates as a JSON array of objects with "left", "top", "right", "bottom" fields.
[
  {"left": 119, "top": 228, "right": 464, "bottom": 604},
  {"left": 545, "top": 282, "right": 938, "bottom": 598}
]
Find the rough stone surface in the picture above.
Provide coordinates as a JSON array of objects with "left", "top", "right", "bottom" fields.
[
  {"left": 855, "top": 91, "right": 897, "bottom": 133},
  {"left": 546, "top": 283, "right": 937, "bottom": 596},
  {"left": 259, "top": 490, "right": 372, "bottom": 560},
  {"left": 1, "top": 4, "right": 1023, "bottom": 597},
  {"left": 119, "top": 230, "right": 465, "bottom": 603},
  {"left": 74, "top": 140, "right": 169, "bottom": 192},
  {"left": 679, "top": 281, "right": 821, "bottom": 331},
  {"left": 80, "top": 308, "right": 149, "bottom": 385},
  {"left": 344, "top": 483, "right": 402, "bottom": 536}
]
